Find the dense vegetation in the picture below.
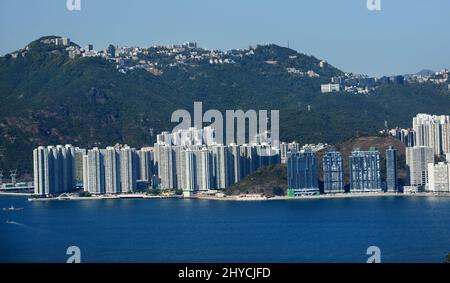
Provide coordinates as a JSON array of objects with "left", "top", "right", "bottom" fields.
[
  {"left": 227, "top": 164, "right": 288, "bottom": 197},
  {"left": 1, "top": 37, "right": 450, "bottom": 178}
]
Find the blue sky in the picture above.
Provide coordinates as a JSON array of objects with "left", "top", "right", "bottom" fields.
[{"left": 1, "top": 0, "right": 449, "bottom": 77}]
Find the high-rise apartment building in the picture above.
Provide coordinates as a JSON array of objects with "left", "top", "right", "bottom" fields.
[
  {"left": 287, "top": 149, "right": 319, "bottom": 196},
  {"left": 413, "top": 114, "right": 450, "bottom": 156},
  {"left": 426, "top": 162, "right": 450, "bottom": 193},
  {"left": 211, "top": 144, "right": 231, "bottom": 189},
  {"left": 197, "top": 147, "right": 213, "bottom": 191},
  {"left": 349, "top": 148, "right": 381, "bottom": 192},
  {"left": 427, "top": 162, "right": 450, "bottom": 193},
  {"left": 74, "top": 148, "right": 86, "bottom": 187},
  {"left": 239, "top": 144, "right": 257, "bottom": 178},
  {"left": 33, "top": 146, "right": 50, "bottom": 195},
  {"left": 156, "top": 143, "right": 175, "bottom": 190},
  {"left": 229, "top": 144, "right": 241, "bottom": 183},
  {"left": 182, "top": 148, "right": 196, "bottom": 193},
  {"left": 33, "top": 145, "right": 77, "bottom": 196},
  {"left": 84, "top": 147, "right": 105, "bottom": 194},
  {"left": 120, "top": 146, "right": 136, "bottom": 193},
  {"left": 280, "top": 142, "right": 300, "bottom": 163},
  {"left": 138, "top": 147, "right": 155, "bottom": 182},
  {"left": 386, "top": 146, "right": 398, "bottom": 192},
  {"left": 104, "top": 146, "right": 121, "bottom": 194},
  {"left": 323, "top": 150, "right": 344, "bottom": 194},
  {"left": 174, "top": 145, "right": 184, "bottom": 190},
  {"left": 406, "top": 146, "right": 434, "bottom": 190}
]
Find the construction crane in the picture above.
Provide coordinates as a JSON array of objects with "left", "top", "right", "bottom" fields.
[{"left": 10, "top": 170, "right": 17, "bottom": 185}]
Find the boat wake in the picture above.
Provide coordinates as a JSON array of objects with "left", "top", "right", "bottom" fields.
[
  {"left": 4, "top": 219, "right": 62, "bottom": 236},
  {"left": 5, "top": 220, "right": 25, "bottom": 226}
]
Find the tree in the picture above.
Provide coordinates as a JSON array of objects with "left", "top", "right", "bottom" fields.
[
  {"left": 272, "top": 186, "right": 285, "bottom": 196},
  {"left": 78, "top": 191, "right": 91, "bottom": 197},
  {"left": 147, "top": 188, "right": 161, "bottom": 195}
]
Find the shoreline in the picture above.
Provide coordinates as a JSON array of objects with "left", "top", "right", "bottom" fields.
[
  {"left": 0, "top": 192, "right": 33, "bottom": 196},
  {"left": 194, "top": 192, "right": 450, "bottom": 201},
  {"left": 27, "top": 194, "right": 184, "bottom": 202},
  {"left": 19, "top": 191, "right": 450, "bottom": 202}
]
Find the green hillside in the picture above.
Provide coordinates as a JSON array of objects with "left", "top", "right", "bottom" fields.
[{"left": 1, "top": 37, "right": 450, "bottom": 177}]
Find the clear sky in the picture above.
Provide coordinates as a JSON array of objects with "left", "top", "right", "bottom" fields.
[{"left": 0, "top": 0, "right": 449, "bottom": 77}]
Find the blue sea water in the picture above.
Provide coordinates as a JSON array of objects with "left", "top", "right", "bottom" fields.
[{"left": 0, "top": 195, "right": 449, "bottom": 263}]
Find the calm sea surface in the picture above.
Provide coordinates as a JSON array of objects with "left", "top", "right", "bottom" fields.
[{"left": 0, "top": 195, "right": 449, "bottom": 263}]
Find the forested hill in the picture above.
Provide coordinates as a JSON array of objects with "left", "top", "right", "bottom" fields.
[{"left": 1, "top": 36, "right": 450, "bottom": 175}]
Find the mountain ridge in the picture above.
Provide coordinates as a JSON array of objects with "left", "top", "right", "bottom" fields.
[{"left": 1, "top": 36, "right": 450, "bottom": 176}]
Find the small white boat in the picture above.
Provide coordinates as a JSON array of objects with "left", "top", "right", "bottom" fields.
[{"left": 2, "top": 205, "right": 24, "bottom": 211}]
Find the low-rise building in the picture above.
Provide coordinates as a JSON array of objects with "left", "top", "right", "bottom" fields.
[{"left": 321, "top": 83, "right": 341, "bottom": 93}]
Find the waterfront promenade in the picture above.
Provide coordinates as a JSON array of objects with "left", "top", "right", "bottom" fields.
[{"left": 15, "top": 191, "right": 449, "bottom": 202}]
